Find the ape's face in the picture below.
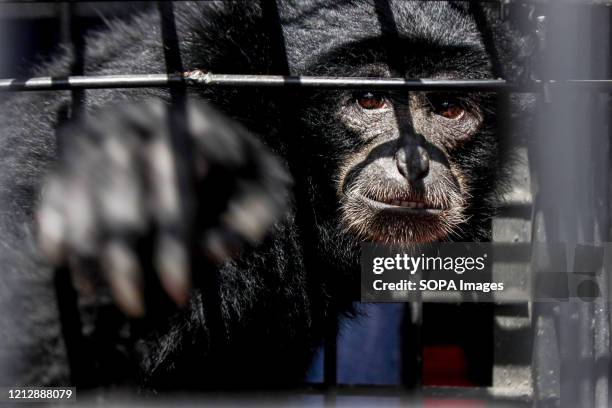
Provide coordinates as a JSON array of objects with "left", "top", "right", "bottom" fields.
[
  {"left": 285, "top": 1, "right": 497, "bottom": 245},
  {"left": 300, "top": 49, "right": 494, "bottom": 246},
  {"left": 335, "top": 73, "right": 484, "bottom": 244}
]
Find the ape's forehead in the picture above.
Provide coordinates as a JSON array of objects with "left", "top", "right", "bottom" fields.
[{"left": 279, "top": 0, "right": 485, "bottom": 74}]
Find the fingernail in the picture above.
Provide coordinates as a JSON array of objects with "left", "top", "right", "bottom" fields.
[
  {"left": 102, "top": 241, "right": 145, "bottom": 318},
  {"left": 202, "top": 230, "right": 232, "bottom": 264},
  {"left": 155, "top": 236, "right": 191, "bottom": 307},
  {"left": 37, "top": 208, "right": 66, "bottom": 264}
]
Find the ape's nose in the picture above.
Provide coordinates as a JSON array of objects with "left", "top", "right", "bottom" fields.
[{"left": 395, "top": 144, "right": 430, "bottom": 182}]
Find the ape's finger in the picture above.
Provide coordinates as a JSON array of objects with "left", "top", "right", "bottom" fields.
[
  {"left": 96, "top": 135, "right": 147, "bottom": 235},
  {"left": 221, "top": 185, "right": 280, "bottom": 245},
  {"left": 145, "top": 136, "right": 183, "bottom": 225},
  {"left": 102, "top": 240, "right": 144, "bottom": 318},
  {"left": 91, "top": 125, "right": 151, "bottom": 316},
  {"left": 37, "top": 177, "right": 68, "bottom": 265},
  {"left": 154, "top": 234, "right": 190, "bottom": 307},
  {"left": 144, "top": 123, "right": 193, "bottom": 307},
  {"left": 201, "top": 227, "right": 243, "bottom": 265},
  {"left": 220, "top": 143, "right": 290, "bottom": 245},
  {"left": 62, "top": 177, "right": 99, "bottom": 257}
]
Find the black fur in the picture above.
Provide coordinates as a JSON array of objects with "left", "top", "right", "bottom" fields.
[{"left": 0, "top": 1, "right": 530, "bottom": 390}]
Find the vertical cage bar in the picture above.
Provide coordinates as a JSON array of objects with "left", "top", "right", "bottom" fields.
[
  {"left": 400, "top": 302, "right": 422, "bottom": 388},
  {"left": 59, "top": 2, "right": 85, "bottom": 117},
  {"left": 323, "top": 318, "right": 338, "bottom": 387},
  {"left": 53, "top": 1, "right": 87, "bottom": 387}
]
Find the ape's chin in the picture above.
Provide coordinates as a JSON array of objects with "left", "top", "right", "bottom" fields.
[{"left": 342, "top": 215, "right": 455, "bottom": 244}]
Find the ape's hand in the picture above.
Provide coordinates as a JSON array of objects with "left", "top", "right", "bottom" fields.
[{"left": 36, "top": 100, "right": 291, "bottom": 316}]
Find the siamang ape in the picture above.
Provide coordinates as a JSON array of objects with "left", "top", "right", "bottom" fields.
[{"left": 0, "top": 0, "right": 529, "bottom": 390}]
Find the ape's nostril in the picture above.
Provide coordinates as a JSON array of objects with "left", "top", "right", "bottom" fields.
[{"left": 396, "top": 145, "right": 430, "bottom": 182}]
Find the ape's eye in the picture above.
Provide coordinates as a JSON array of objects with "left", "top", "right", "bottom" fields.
[
  {"left": 355, "top": 92, "right": 387, "bottom": 110},
  {"left": 428, "top": 95, "right": 466, "bottom": 120}
]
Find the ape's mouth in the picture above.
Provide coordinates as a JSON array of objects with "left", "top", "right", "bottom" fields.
[
  {"left": 338, "top": 189, "right": 465, "bottom": 244},
  {"left": 361, "top": 195, "right": 446, "bottom": 215}
]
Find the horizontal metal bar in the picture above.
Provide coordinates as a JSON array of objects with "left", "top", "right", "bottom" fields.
[
  {"left": 0, "top": 0, "right": 212, "bottom": 2},
  {"left": 0, "top": 73, "right": 507, "bottom": 91},
  {"left": 190, "top": 74, "right": 511, "bottom": 91},
  {"left": 0, "top": 0, "right": 610, "bottom": 4},
  {"left": 0, "top": 0, "right": 165, "bottom": 2},
  {"left": 1, "top": 72, "right": 612, "bottom": 92}
]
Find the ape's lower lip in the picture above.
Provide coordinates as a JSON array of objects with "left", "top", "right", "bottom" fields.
[{"left": 360, "top": 195, "right": 444, "bottom": 215}]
